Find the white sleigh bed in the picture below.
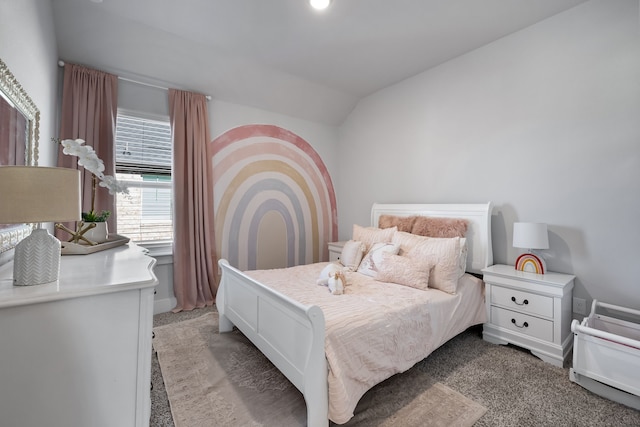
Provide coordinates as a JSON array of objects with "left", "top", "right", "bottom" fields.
[{"left": 217, "top": 203, "right": 493, "bottom": 426}]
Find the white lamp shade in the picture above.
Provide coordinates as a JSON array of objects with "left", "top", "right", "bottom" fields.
[
  {"left": 0, "top": 166, "right": 81, "bottom": 224},
  {"left": 513, "top": 222, "right": 549, "bottom": 250}
]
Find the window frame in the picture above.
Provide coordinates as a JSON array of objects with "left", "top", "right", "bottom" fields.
[{"left": 114, "top": 108, "right": 174, "bottom": 251}]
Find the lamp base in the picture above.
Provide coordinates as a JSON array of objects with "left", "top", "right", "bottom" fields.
[
  {"left": 515, "top": 252, "right": 546, "bottom": 274},
  {"left": 13, "top": 228, "right": 61, "bottom": 286}
]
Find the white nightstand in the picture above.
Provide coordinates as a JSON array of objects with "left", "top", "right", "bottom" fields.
[
  {"left": 327, "top": 241, "right": 346, "bottom": 262},
  {"left": 482, "top": 264, "right": 575, "bottom": 367}
]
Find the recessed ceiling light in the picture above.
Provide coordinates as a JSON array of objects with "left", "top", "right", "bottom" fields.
[{"left": 309, "top": 0, "right": 331, "bottom": 11}]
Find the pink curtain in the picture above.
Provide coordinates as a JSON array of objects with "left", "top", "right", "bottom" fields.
[
  {"left": 169, "top": 88, "right": 218, "bottom": 312},
  {"left": 56, "top": 63, "right": 118, "bottom": 235}
]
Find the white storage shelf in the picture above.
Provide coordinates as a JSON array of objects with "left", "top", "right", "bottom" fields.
[{"left": 570, "top": 300, "right": 640, "bottom": 410}]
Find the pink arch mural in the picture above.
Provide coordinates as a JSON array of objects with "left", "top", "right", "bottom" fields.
[{"left": 210, "top": 124, "right": 337, "bottom": 271}]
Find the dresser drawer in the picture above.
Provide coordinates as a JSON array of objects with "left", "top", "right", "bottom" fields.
[
  {"left": 491, "top": 306, "right": 554, "bottom": 342},
  {"left": 491, "top": 285, "right": 553, "bottom": 318}
]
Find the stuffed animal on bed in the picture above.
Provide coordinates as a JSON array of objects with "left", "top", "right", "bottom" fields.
[
  {"left": 316, "top": 262, "right": 343, "bottom": 286},
  {"left": 317, "top": 262, "right": 347, "bottom": 294},
  {"left": 328, "top": 271, "right": 346, "bottom": 295}
]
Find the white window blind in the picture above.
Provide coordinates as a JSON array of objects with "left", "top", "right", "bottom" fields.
[
  {"left": 115, "top": 114, "right": 172, "bottom": 175},
  {"left": 115, "top": 111, "right": 174, "bottom": 243}
]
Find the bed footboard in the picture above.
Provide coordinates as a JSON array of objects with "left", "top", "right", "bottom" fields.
[{"left": 217, "top": 259, "right": 329, "bottom": 427}]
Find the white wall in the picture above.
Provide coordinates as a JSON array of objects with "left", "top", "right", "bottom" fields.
[
  {"left": 0, "top": 0, "right": 59, "bottom": 166},
  {"left": 0, "top": 0, "right": 59, "bottom": 265},
  {"left": 338, "top": 0, "right": 640, "bottom": 312}
]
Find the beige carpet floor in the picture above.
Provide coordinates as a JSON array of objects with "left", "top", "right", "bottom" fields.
[
  {"left": 152, "top": 307, "right": 640, "bottom": 426},
  {"left": 153, "top": 312, "right": 487, "bottom": 427}
]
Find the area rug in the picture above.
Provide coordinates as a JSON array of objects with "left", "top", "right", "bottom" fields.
[{"left": 153, "top": 312, "right": 487, "bottom": 427}]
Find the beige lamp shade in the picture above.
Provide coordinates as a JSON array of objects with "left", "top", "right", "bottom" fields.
[{"left": 0, "top": 166, "right": 81, "bottom": 224}]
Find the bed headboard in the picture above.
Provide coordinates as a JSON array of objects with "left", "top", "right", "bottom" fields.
[{"left": 370, "top": 203, "right": 493, "bottom": 275}]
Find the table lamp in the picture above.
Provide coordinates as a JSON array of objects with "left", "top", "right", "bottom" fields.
[
  {"left": 513, "top": 222, "right": 549, "bottom": 274},
  {"left": 0, "top": 166, "right": 81, "bottom": 286}
]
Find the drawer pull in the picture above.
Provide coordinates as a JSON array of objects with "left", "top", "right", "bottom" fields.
[
  {"left": 511, "top": 296, "right": 529, "bottom": 306},
  {"left": 511, "top": 318, "right": 529, "bottom": 328}
]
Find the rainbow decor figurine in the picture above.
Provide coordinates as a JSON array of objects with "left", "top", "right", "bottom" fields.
[
  {"left": 515, "top": 253, "right": 546, "bottom": 274},
  {"left": 513, "top": 222, "right": 549, "bottom": 275}
]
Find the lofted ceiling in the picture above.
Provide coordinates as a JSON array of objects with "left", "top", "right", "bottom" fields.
[{"left": 51, "top": 0, "right": 588, "bottom": 125}]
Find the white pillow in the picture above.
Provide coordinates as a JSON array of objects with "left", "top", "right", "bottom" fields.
[
  {"left": 392, "top": 231, "right": 461, "bottom": 294},
  {"left": 352, "top": 224, "right": 397, "bottom": 253},
  {"left": 339, "top": 240, "right": 366, "bottom": 271},
  {"left": 357, "top": 242, "right": 400, "bottom": 277}
]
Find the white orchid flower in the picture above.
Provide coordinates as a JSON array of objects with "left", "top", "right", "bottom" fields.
[
  {"left": 56, "top": 137, "right": 129, "bottom": 218},
  {"left": 61, "top": 139, "right": 106, "bottom": 177},
  {"left": 61, "top": 138, "right": 86, "bottom": 156},
  {"left": 99, "top": 175, "right": 129, "bottom": 195},
  {"left": 77, "top": 152, "right": 105, "bottom": 177}
]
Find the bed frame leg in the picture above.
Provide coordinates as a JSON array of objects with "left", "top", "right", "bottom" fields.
[
  {"left": 216, "top": 259, "right": 234, "bottom": 333},
  {"left": 306, "top": 402, "right": 329, "bottom": 427},
  {"left": 219, "top": 312, "right": 234, "bottom": 333}
]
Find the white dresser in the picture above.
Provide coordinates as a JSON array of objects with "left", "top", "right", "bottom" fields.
[
  {"left": 482, "top": 264, "right": 575, "bottom": 367},
  {"left": 0, "top": 243, "right": 158, "bottom": 427}
]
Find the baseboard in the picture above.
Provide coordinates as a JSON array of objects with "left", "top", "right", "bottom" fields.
[{"left": 154, "top": 297, "right": 177, "bottom": 314}]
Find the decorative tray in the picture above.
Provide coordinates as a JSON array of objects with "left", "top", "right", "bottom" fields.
[{"left": 61, "top": 234, "right": 130, "bottom": 255}]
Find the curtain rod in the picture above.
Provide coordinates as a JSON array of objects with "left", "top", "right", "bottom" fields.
[{"left": 57, "top": 60, "right": 212, "bottom": 101}]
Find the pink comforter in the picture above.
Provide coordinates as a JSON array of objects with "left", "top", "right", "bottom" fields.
[{"left": 246, "top": 263, "right": 486, "bottom": 424}]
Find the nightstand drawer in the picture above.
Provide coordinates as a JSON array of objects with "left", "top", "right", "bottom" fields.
[
  {"left": 491, "top": 286, "right": 553, "bottom": 318},
  {"left": 328, "top": 241, "right": 346, "bottom": 263},
  {"left": 491, "top": 307, "right": 553, "bottom": 342}
]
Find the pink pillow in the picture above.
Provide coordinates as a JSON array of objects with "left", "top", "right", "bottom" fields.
[
  {"left": 392, "top": 231, "right": 461, "bottom": 294},
  {"left": 378, "top": 215, "right": 417, "bottom": 232},
  {"left": 376, "top": 253, "right": 433, "bottom": 291},
  {"left": 411, "top": 216, "right": 468, "bottom": 238},
  {"left": 352, "top": 224, "right": 397, "bottom": 253}
]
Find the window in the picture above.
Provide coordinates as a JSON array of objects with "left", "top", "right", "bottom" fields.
[{"left": 115, "top": 111, "right": 173, "bottom": 243}]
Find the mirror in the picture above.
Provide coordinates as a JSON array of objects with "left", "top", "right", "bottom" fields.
[{"left": 0, "top": 58, "right": 40, "bottom": 255}]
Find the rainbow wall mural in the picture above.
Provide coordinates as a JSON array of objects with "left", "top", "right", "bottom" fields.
[{"left": 210, "top": 124, "right": 337, "bottom": 271}]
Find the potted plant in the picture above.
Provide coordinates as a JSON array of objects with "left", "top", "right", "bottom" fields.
[{"left": 55, "top": 138, "right": 128, "bottom": 243}]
